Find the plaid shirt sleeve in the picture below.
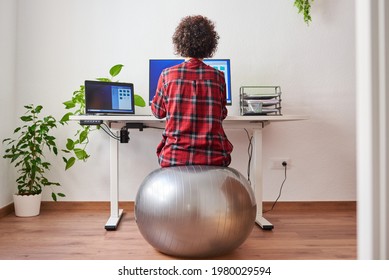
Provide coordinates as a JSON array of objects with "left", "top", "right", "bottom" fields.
[
  {"left": 151, "top": 73, "right": 167, "bottom": 119},
  {"left": 151, "top": 58, "right": 233, "bottom": 167}
]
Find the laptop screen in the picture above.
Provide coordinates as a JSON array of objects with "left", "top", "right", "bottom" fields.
[{"left": 85, "top": 80, "right": 135, "bottom": 115}]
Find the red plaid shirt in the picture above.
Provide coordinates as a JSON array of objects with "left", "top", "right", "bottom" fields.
[{"left": 151, "top": 58, "right": 233, "bottom": 167}]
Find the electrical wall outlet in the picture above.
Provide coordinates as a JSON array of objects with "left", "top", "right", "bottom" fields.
[{"left": 270, "top": 157, "right": 291, "bottom": 169}]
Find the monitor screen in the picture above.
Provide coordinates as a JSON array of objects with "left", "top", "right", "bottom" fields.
[
  {"left": 84, "top": 80, "right": 135, "bottom": 115},
  {"left": 149, "top": 59, "right": 232, "bottom": 105}
]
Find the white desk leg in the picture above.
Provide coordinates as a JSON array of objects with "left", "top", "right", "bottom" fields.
[
  {"left": 252, "top": 128, "right": 274, "bottom": 230},
  {"left": 105, "top": 130, "right": 123, "bottom": 230}
]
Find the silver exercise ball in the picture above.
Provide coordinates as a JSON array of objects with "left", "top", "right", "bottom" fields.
[{"left": 135, "top": 165, "right": 257, "bottom": 258}]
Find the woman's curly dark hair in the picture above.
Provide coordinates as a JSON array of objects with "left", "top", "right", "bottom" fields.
[{"left": 172, "top": 15, "right": 220, "bottom": 58}]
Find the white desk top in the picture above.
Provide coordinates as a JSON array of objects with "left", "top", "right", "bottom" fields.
[
  {"left": 70, "top": 114, "right": 308, "bottom": 129},
  {"left": 70, "top": 114, "right": 307, "bottom": 122}
]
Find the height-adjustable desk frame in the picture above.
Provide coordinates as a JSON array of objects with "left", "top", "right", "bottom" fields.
[{"left": 70, "top": 115, "right": 306, "bottom": 230}]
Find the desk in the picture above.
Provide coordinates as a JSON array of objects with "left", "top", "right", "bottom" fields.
[{"left": 70, "top": 114, "right": 306, "bottom": 230}]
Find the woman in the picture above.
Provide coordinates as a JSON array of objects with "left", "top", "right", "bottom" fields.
[{"left": 151, "top": 15, "right": 233, "bottom": 167}]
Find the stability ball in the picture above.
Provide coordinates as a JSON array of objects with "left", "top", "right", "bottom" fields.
[{"left": 135, "top": 165, "right": 257, "bottom": 258}]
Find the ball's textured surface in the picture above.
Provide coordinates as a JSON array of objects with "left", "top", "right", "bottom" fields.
[{"left": 135, "top": 165, "right": 256, "bottom": 258}]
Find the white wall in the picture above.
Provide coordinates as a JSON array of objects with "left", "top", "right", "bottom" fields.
[
  {"left": 8, "top": 0, "right": 356, "bottom": 203},
  {"left": 0, "top": 0, "right": 17, "bottom": 208}
]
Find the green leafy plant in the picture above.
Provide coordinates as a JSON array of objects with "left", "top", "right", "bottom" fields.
[
  {"left": 2, "top": 104, "right": 65, "bottom": 201},
  {"left": 294, "top": 0, "right": 314, "bottom": 25},
  {"left": 60, "top": 64, "right": 146, "bottom": 170}
]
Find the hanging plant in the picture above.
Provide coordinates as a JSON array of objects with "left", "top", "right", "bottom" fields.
[{"left": 294, "top": 0, "right": 314, "bottom": 25}]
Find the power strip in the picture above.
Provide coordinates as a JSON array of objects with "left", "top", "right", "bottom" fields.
[{"left": 79, "top": 120, "right": 103, "bottom": 126}]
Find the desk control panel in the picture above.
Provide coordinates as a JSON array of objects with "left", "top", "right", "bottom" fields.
[{"left": 80, "top": 119, "right": 103, "bottom": 126}]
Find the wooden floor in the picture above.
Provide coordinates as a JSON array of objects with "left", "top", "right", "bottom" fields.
[{"left": 0, "top": 202, "right": 356, "bottom": 260}]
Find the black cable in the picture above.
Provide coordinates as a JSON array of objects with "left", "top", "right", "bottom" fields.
[
  {"left": 100, "top": 123, "right": 120, "bottom": 141},
  {"left": 244, "top": 129, "right": 253, "bottom": 184},
  {"left": 101, "top": 123, "right": 119, "bottom": 139},
  {"left": 263, "top": 163, "right": 287, "bottom": 213}
]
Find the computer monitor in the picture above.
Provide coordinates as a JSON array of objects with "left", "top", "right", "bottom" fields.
[{"left": 149, "top": 59, "right": 232, "bottom": 105}]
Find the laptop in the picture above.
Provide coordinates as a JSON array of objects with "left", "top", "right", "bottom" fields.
[{"left": 84, "top": 80, "right": 135, "bottom": 115}]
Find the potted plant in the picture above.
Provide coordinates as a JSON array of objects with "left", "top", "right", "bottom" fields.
[
  {"left": 60, "top": 64, "right": 146, "bottom": 170},
  {"left": 2, "top": 104, "right": 65, "bottom": 217}
]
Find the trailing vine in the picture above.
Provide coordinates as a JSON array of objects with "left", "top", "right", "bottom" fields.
[
  {"left": 294, "top": 0, "right": 314, "bottom": 25},
  {"left": 60, "top": 64, "right": 145, "bottom": 170}
]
